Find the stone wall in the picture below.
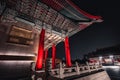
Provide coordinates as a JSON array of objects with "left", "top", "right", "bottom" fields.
[
  {"left": 0, "top": 23, "right": 39, "bottom": 79},
  {"left": 0, "top": 23, "right": 39, "bottom": 56}
]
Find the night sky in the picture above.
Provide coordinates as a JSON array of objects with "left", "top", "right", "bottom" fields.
[{"left": 49, "top": 0, "right": 120, "bottom": 60}]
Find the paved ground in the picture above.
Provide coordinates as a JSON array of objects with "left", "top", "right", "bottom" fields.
[{"left": 103, "top": 66, "right": 120, "bottom": 80}]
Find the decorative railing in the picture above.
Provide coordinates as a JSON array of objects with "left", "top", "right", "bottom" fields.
[{"left": 31, "top": 62, "right": 103, "bottom": 80}]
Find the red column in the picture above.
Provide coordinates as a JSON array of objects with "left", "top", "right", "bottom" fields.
[
  {"left": 45, "top": 49, "right": 48, "bottom": 60},
  {"left": 64, "top": 37, "right": 72, "bottom": 67},
  {"left": 52, "top": 44, "right": 56, "bottom": 69},
  {"left": 35, "top": 29, "right": 45, "bottom": 70}
]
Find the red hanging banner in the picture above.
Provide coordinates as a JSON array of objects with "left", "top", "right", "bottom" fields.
[
  {"left": 65, "top": 37, "right": 72, "bottom": 67},
  {"left": 52, "top": 44, "right": 56, "bottom": 69},
  {"left": 36, "top": 29, "right": 45, "bottom": 70}
]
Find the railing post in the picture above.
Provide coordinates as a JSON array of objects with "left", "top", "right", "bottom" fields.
[
  {"left": 59, "top": 62, "right": 64, "bottom": 78},
  {"left": 31, "top": 75, "right": 35, "bottom": 80},
  {"left": 31, "top": 62, "right": 35, "bottom": 80},
  {"left": 68, "top": 68, "right": 72, "bottom": 72},
  {"left": 86, "top": 62, "right": 91, "bottom": 72},
  {"left": 99, "top": 63, "right": 103, "bottom": 69},
  {"left": 75, "top": 62, "right": 80, "bottom": 75},
  {"left": 95, "top": 64, "right": 98, "bottom": 71}
]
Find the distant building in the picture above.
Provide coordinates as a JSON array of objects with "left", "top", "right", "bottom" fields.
[{"left": 87, "top": 44, "right": 120, "bottom": 65}]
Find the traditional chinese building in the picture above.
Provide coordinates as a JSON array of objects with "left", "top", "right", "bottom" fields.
[{"left": 0, "top": 0, "right": 102, "bottom": 79}]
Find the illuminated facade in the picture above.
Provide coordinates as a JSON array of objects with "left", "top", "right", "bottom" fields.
[{"left": 0, "top": 0, "right": 102, "bottom": 79}]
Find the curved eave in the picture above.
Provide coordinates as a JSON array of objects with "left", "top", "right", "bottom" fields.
[{"left": 66, "top": 0, "right": 102, "bottom": 20}]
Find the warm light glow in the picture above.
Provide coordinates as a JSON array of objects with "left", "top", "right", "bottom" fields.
[
  {"left": 0, "top": 52, "right": 35, "bottom": 56},
  {"left": 0, "top": 61, "right": 34, "bottom": 63},
  {"left": 35, "top": 29, "right": 45, "bottom": 70}
]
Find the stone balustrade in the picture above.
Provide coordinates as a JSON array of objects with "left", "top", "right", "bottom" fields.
[{"left": 31, "top": 62, "right": 103, "bottom": 80}]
